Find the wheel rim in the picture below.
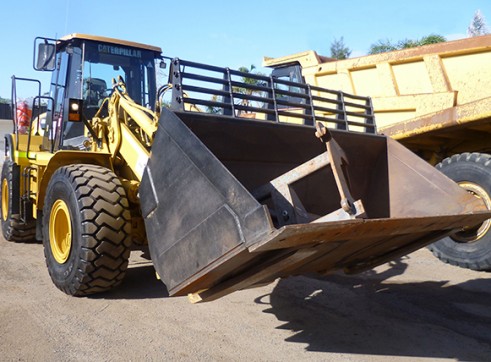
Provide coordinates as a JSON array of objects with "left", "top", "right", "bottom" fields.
[
  {"left": 49, "top": 200, "right": 72, "bottom": 264},
  {"left": 451, "top": 181, "right": 491, "bottom": 243},
  {"left": 2, "top": 178, "right": 8, "bottom": 221}
]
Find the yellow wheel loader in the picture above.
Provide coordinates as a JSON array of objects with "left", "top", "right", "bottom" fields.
[{"left": 2, "top": 34, "right": 489, "bottom": 302}]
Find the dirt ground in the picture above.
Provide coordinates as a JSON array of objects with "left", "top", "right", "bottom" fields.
[
  {"left": 1, "top": 241, "right": 491, "bottom": 362},
  {"left": 1, "top": 119, "right": 491, "bottom": 361}
]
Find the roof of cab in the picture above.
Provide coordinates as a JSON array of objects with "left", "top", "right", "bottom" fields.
[{"left": 59, "top": 33, "right": 162, "bottom": 54}]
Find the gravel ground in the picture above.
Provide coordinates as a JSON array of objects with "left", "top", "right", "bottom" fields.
[
  {"left": 1, "top": 238, "right": 491, "bottom": 361},
  {"left": 1, "top": 119, "right": 491, "bottom": 361}
]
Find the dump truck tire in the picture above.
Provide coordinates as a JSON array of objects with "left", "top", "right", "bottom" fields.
[
  {"left": 0, "top": 160, "right": 36, "bottom": 242},
  {"left": 42, "top": 164, "right": 132, "bottom": 296},
  {"left": 429, "top": 153, "right": 491, "bottom": 270}
]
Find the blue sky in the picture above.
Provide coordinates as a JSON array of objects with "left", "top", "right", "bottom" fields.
[{"left": 1, "top": 0, "right": 490, "bottom": 99}]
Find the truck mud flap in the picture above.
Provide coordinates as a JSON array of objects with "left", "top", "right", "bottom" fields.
[{"left": 140, "top": 109, "right": 490, "bottom": 302}]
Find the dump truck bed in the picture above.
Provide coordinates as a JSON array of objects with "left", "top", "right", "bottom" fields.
[
  {"left": 140, "top": 59, "right": 490, "bottom": 302},
  {"left": 264, "top": 35, "right": 491, "bottom": 161}
]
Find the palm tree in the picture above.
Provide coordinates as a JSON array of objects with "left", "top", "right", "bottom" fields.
[
  {"left": 233, "top": 65, "right": 266, "bottom": 116},
  {"left": 206, "top": 64, "right": 266, "bottom": 116}
]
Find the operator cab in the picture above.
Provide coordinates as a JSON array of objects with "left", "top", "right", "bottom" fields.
[
  {"left": 269, "top": 63, "right": 306, "bottom": 107},
  {"left": 34, "top": 34, "right": 162, "bottom": 150}
]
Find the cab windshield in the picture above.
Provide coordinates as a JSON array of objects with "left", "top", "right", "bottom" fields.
[{"left": 82, "top": 41, "right": 157, "bottom": 112}]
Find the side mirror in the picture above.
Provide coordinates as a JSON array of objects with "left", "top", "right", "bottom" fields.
[{"left": 33, "top": 37, "right": 56, "bottom": 71}]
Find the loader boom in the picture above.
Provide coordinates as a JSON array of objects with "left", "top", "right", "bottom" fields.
[{"left": 100, "top": 79, "right": 155, "bottom": 180}]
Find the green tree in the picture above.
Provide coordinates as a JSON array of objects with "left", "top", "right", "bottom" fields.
[
  {"left": 397, "top": 38, "right": 420, "bottom": 49},
  {"left": 468, "top": 10, "right": 489, "bottom": 37},
  {"left": 207, "top": 65, "right": 266, "bottom": 114},
  {"left": 368, "top": 39, "right": 398, "bottom": 55},
  {"left": 234, "top": 65, "right": 266, "bottom": 115},
  {"left": 234, "top": 65, "right": 265, "bottom": 96},
  {"left": 368, "top": 34, "right": 446, "bottom": 55},
  {"left": 330, "top": 37, "right": 352, "bottom": 59},
  {"left": 419, "top": 34, "right": 446, "bottom": 46},
  {"left": 207, "top": 94, "right": 221, "bottom": 114},
  {"left": 0, "top": 96, "right": 10, "bottom": 104}
]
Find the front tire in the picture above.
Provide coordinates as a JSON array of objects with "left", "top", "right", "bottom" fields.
[
  {"left": 430, "top": 153, "right": 491, "bottom": 270},
  {"left": 43, "top": 164, "right": 132, "bottom": 296},
  {"left": 0, "top": 160, "right": 36, "bottom": 242}
]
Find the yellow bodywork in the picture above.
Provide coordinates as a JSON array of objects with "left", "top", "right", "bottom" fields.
[
  {"left": 60, "top": 33, "right": 162, "bottom": 53},
  {"left": 264, "top": 34, "right": 491, "bottom": 163},
  {"left": 10, "top": 85, "right": 156, "bottom": 236}
]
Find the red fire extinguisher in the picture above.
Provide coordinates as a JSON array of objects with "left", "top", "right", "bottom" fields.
[{"left": 16, "top": 101, "right": 31, "bottom": 134}]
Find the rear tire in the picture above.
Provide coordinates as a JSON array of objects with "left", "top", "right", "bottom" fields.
[
  {"left": 43, "top": 164, "right": 132, "bottom": 296},
  {"left": 0, "top": 160, "right": 36, "bottom": 242},
  {"left": 429, "top": 153, "right": 491, "bottom": 270}
]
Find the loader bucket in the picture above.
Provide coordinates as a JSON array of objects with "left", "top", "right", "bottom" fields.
[{"left": 140, "top": 109, "right": 490, "bottom": 302}]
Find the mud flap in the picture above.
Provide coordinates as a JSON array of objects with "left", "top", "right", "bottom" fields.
[{"left": 140, "top": 109, "right": 490, "bottom": 301}]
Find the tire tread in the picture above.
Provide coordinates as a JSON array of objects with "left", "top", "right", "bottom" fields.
[
  {"left": 430, "top": 152, "right": 491, "bottom": 271},
  {"left": 1, "top": 160, "right": 36, "bottom": 242},
  {"left": 43, "top": 164, "right": 132, "bottom": 296}
]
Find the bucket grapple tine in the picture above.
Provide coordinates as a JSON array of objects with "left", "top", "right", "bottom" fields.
[{"left": 315, "top": 121, "right": 359, "bottom": 216}]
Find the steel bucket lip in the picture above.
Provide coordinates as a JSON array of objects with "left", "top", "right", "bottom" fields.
[
  {"left": 249, "top": 211, "right": 491, "bottom": 252},
  {"left": 173, "top": 211, "right": 491, "bottom": 300}
]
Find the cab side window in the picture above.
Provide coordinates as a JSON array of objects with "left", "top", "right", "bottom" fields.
[
  {"left": 271, "top": 64, "right": 305, "bottom": 108},
  {"left": 44, "top": 51, "right": 69, "bottom": 151}
]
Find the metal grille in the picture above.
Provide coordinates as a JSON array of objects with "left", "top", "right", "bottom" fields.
[{"left": 168, "top": 58, "right": 376, "bottom": 134}]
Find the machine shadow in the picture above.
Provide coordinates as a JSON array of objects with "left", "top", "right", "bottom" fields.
[
  {"left": 92, "top": 264, "right": 169, "bottom": 300},
  {"left": 257, "top": 257, "right": 491, "bottom": 360}
]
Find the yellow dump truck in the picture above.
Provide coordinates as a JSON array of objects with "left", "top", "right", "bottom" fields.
[
  {"left": 264, "top": 34, "right": 491, "bottom": 271},
  {"left": 2, "top": 34, "right": 489, "bottom": 303}
]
